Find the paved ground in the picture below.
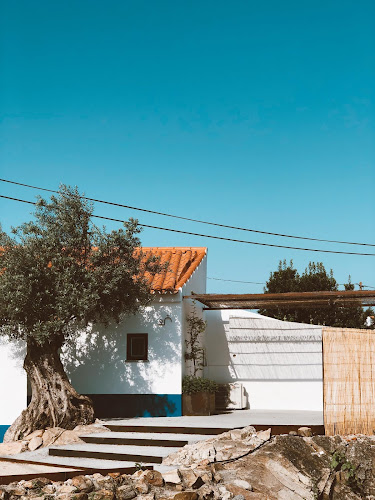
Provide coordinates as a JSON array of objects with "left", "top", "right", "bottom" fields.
[
  {"left": 105, "top": 409, "right": 324, "bottom": 427},
  {"left": 0, "top": 458, "right": 79, "bottom": 478}
]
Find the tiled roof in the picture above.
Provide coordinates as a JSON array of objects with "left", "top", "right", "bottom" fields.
[{"left": 137, "top": 247, "right": 207, "bottom": 293}]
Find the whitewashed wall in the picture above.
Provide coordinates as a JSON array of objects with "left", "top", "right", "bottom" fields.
[
  {"left": 181, "top": 256, "right": 207, "bottom": 376},
  {"left": 204, "top": 310, "right": 323, "bottom": 411},
  {"left": 62, "top": 294, "right": 183, "bottom": 396},
  {"left": 0, "top": 338, "right": 27, "bottom": 440}
]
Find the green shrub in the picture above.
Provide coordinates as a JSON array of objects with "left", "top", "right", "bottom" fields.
[{"left": 182, "top": 375, "right": 218, "bottom": 395}]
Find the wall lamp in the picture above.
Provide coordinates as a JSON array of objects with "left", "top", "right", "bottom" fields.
[{"left": 158, "top": 315, "right": 172, "bottom": 326}]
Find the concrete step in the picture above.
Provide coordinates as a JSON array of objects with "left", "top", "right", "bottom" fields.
[
  {"left": 49, "top": 443, "right": 179, "bottom": 464},
  {"left": 105, "top": 423, "right": 232, "bottom": 435},
  {"left": 80, "top": 431, "right": 210, "bottom": 447},
  {"left": 6, "top": 448, "right": 175, "bottom": 474}
]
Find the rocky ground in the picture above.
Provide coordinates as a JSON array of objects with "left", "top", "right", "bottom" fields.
[{"left": 1, "top": 426, "right": 375, "bottom": 499}]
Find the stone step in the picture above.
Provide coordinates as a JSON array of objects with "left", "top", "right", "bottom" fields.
[
  {"left": 80, "top": 431, "right": 210, "bottom": 447},
  {"left": 49, "top": 443, "right": 179, "bottom": 464}
]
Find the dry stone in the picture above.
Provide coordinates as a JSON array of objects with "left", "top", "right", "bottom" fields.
[
  {"left": 23, "top": 429, "right": 44, "bottom": 441},
  {"left": 28, "top": 436, "right": 43, "bottom": 451},
  {"left": 172, "top": 493, "right": 198, "bottom": 500},
  {"left": 71, "top": 475, "right": 94, "bottom": 493},
  {"left": 53, "top": 429, "right": 84, "bottom": 446},
  {"left": 116, "top": 484, "right": 137, "bottom": 499},
  {"left": 135, "top": 478, "right": 150, "bottom": 494},
  {"left": 88, "top": 490, "right": 114, "bottom": 500},
  {"left": 42, "top": 427, "right": 65, "bottom": 446},
  {"left": 142, "top": 469, "right": 164, "bottom": 487},
  {"left": 0, "top": 440, "right": 28, "bottom": 455},
  {"left": 297, "top": 426, "right": 312, "bottom": 437},
  {"left": 162, "top": 469, "right": 182, "bottom": 484},
  {"left": 0, "top": 489, "right": 8, "bottom": 500}
]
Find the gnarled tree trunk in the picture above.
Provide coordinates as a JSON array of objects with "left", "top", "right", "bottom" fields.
[{"left": 4, "top": 336, "right": 94, "bottom": 442}]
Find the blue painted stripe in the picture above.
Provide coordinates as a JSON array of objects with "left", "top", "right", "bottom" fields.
[
  {"left": 87, "top": 394, "right": 182, "bottom": 418},
  {"left": 0, "top": 425, "right": 10, "bottom": 443}
]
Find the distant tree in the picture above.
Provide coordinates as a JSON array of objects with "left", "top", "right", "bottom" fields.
[
  {"left": 259, "top": 260, "right": 373, "bottom": 328},
  {"left": 0, "top": 186, "right": 159, "bottom": 441}
]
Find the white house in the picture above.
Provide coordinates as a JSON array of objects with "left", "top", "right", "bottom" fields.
[
  {"left": 0, "top": 247, "right": 207, "bottom": 440},
  {"left": 0, "top": 246, "right": 324, "bottom": 441}
]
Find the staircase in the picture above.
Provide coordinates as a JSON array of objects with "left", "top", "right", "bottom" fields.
[{"left": 44, "top": 422, "right": 233, "bottom": 472}]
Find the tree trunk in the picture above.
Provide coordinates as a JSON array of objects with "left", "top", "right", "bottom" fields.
[{"left": 4, "top": 336, "right": 94, "bottom": 442}]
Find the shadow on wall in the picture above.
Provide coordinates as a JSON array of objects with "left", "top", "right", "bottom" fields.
[{"left": 61, "top": 305, "right": 182, "bottom": 418}]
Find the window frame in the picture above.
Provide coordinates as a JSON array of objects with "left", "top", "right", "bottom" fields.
[{"left": 126, "top": 333, "right": 148, "bottom": 361}]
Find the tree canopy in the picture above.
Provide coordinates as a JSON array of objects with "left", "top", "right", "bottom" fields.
[
  {"left": 259, "top": 260, "right": 374, "bottom": 328},
  {"left": 0, "top": 185, "right": 159, "bottom": 440}
]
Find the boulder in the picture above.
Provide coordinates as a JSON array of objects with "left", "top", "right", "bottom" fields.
[
  {"left": 23, "top": 429, "right": 44, "bottom": 441},
  {"left": 88, "top": 490, "right": 115, "bottom": 500},
  {"left": 172, "top": 493, "right": 198, "bottom": 500},
  {"left": 42, "top": 427, "right": 66, "bottom": 446},
  {"left": 71, "top": 475, "right": 94, "bottom": 493},
  {"left": 28, "top": 436, "right": 43, "bottom": 451},
  {"left": 135, "top": 478, "right": 150, "bottom": 494},
  {"left": 116, "top": 484, "right": 137, "bottom": 499},
  {"left": 0, "top": 440, "right": 28, "bottom": 455},
  {"left": 53, "top": 429, "right": 84, "bottom": 446},
  {"left": 297, "top": 426, "right": 312, "bottom": 437},
  {"left": 162, "top": 469, "right": 182, "bottom": 484},
  {"left": 142, "top": 469, "right": 164, "bottom": 487}
]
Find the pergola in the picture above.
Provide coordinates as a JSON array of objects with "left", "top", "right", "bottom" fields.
[{"left": 185, "top": 290, "right": 375, "bottom": 310}]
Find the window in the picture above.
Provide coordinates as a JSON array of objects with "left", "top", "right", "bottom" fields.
[{"left": 126, "top": 334, "right": 148, "bottom": 361}]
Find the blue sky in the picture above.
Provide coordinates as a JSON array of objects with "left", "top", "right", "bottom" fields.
[{"left": 1, "top": 0, "right": 374, "bottom": 293}]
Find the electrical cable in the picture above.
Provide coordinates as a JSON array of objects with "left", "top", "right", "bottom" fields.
[
  {"left": 1, "top": 177, "right": 374, "bottom": 248},
  {"left": 1, "top": 194, "right": 375, "bottom": 256}
]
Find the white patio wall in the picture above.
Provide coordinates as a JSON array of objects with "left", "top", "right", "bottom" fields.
[
  {"left": 0, "top": 337, "right": 27, "bottom": 440},
  {"left": 204, "top": 310, "right": 323, "bottom": 411}
]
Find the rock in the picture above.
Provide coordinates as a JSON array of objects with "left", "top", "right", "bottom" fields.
[
  {"left": 116, "top": 484, "right": 137, "bottom": 499},
  {"left": 91, "top": 474, "right": 115, "bottom": 492},
  {"left": 0, "top": 440, "right": 28, "bottom": 455},
  {"left": 162, "top": 469, "right": 182, "bottom": 484},
  {"left": 297, "top": 426, "right": 312, "bottom": 437},
  {"left": 179, "top": 469, "right": 204, "bottom": 489},
  {"left": 42, "top": 427, "right": 66, "bottom": 446},
  {"left": 88, "top": 490, "right": 114, "bottom": 500},
  {"left": 54, "top": 429, "right": 84, "bottom": 446},
  {"left": 255, "top": 428, "right": 271, "bottom": 442},
  {"left": 233, "top": 496, "right": 245, "bottom": 500},
  {"left": 196, "top": 484, "right": 220, "bottom": 499},
  {"left": 135, "top": 478, "right": 150, "bottom": 494},
  {"left": 71, "top": 494, "right": 89, "bottom": 500},
  {"left": 0, "top": 489, "right": 8, "bottom": 500},
  {"left": 227, "top": 484, "right": 255, "bottom": 499},
  {"left": 71, "top": 475, "right": 94, "bottom": 493},
  {"left": 289, "top": 430, "right": 298, "bottom": 436},
  {"left": 232, "top": 480, "right": 252, "bottom": 491},
  {"left": 28, "top": 436, "right": 43, "bottom": 451},
  {"left": 23, "top": 429, "right": 44, "bottom": 441},
  {"left": 137, "top": 494, "right": 155, "bottom": 500},
  {"left": 73, "top": 424, "right": 109, "bottom": 435},
  {"left": 42, "top": 484, "right": 56, "bottom": 495},
  {"left": 172, "top": 493, "right": 199, "bottom": 500},
  {"left": 23, "top": 477, "right": 51, "bottom": 489},
  {"left": 218, "top": 486, "right": 232, "bottom": 500},
  {"left": 142, "top": 469, "right": 164, "bottom": 487},
  {"left": 56, "top": 484, "right": 79, "bottom": 495}
]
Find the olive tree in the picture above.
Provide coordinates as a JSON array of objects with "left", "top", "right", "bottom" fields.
[{"left": 0, "top": 186, "right": 158, "bottom": 441}]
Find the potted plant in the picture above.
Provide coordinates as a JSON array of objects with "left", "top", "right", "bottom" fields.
[{"left": 182, "top": 375, "right": 218, "bottom": 416}]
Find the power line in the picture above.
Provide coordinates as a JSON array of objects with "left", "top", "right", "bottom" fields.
[
  {"left": 208, "top": 277, "right": 265, "bottom": 284},
  {"left": 1, "top": 193, "right": 375, "bottom": 257},
  {"left": 1, "top": 177, "right": 374, "bottom": 248}
]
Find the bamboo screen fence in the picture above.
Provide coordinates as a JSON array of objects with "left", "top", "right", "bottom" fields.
[{"left": 323, "top": 327, "right": 375, "bottom": 436}]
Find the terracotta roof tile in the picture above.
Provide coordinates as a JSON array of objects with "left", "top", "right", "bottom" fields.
[{"left": 137, "top": 247, "right": 206, "bottom": 293}]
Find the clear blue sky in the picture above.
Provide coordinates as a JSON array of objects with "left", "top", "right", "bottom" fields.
[{"left": 1, "top": 0, "right": 374, "bottom": 293}]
